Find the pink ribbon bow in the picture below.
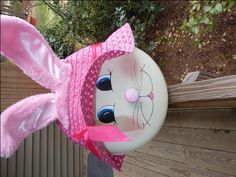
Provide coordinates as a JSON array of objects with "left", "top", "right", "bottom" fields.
[{"left": 73, "top": 125, "right": 130, "bottom": 158}]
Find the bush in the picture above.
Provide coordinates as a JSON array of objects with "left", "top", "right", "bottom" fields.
[
  {"left": 181, "top": 0, "right": 235, "bottom": 48},
  {"left": 37, "top": 0, "right": 163, "bottom": 58}
]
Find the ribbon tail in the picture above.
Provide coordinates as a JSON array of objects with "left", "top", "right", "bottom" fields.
[{"left": 87, "top": 125, "right": 130, "bottom": 142}]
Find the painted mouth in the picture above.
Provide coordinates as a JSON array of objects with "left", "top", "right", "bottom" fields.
[{"left": 148, "top": 91, "right": 154, "bottom": 101}]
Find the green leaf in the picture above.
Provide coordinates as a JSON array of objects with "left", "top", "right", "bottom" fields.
[
  {"left": 186, "top": 22, "right": 191, "bottom": 27},
  {"left": 189, "top": 17, "right": 195, "bottom": 25},
  {"left": 181, "top": 19, "right": 187, "bottom": 31},
  {"left": 215, "top": 3, "right": 223, "bottom": 13},
  {"left": 192, "top": 4, "right": 198, "bottom": 10},
  {"left": 203, "top": 5, "right": 211, "bottom": 12},
  {"left": 192, "top": 26, "right": 199, "bottom": 34},
  {"left": 190, "top": 0, "right": 198, "bottom": 5},
  {"left": 201, "top": 16, "right": 210, "bottom": 24},
  {"left": 209, "top": 8, "right": 216, "bottom": 15},
  {"left": 196, "top": 4, "right": 201, "bottom": 11}
]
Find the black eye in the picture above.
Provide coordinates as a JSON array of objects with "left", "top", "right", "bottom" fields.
[
  {"left": 97, "top": 105, "right": 115, "bottom": 123},
  {"left": 96, "top": 74, "right": 112, "bottom": 91}
]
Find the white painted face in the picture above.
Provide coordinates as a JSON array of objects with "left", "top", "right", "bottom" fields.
[{"left": 95, "top": 48, "right": 168, "bottom": 154}]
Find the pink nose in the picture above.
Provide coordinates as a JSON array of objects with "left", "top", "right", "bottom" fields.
[{"left": 125, "top": 88, "right": 140, "bottom": 103}]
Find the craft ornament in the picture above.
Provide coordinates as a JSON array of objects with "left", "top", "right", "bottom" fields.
[{"left": 0, "top": 15, "right": 168, "bottom": 170}]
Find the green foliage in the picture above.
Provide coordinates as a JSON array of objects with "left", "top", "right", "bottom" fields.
[
  {"left": 181, "top": 0, "right": 235, "bottom": 48},
  {"left": 40, "top": 23, "right": 74, "bottom": 59},
  {"left": 37, "top": 0, "right": 163, "bottom": 58}
]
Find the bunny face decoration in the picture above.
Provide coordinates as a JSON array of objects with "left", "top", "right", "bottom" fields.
[
  {"left": 96, "top": 48, "right": 168, "bottom": 154},
  {"left": 0, "top": 15, "right": 168, "bottom": 170}
]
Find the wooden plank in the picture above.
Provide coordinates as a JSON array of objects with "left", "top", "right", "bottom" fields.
[
  {"left": 2, "top": 63, "right": 236, "bottom": 110},
  {"left": 165, "top": 108, "right": 236, "bottom": 130},
  {"left": 1, "top": 5, "right": 13, "bottom": 11},
  {"left": 182, "top": 71, "right": 200, "bottom": 83},
  {"left": 1, "top": 9, "right": 14, "bottom": 13},
  {"left": 182, "top": 71, "right": 218, "bottom": 83},
  {"left": 115, "top": 160, "right": 168, "bottom": 177},
  {"left": 79, "top": 148, "right": 84, "bottom": 177},
  {"left": 32, "top": 130, "right": 40, "bottom": 177},
  {"left": 0, "top": 4, "right": 26, "bottom": 19},
  {"left": 136, "top": 141, "right": 236, "bottom": 176},
  {"left": 67, "top": 139, "right": 74, "bottom": 177},
  {"left": 0, "top": 63, "right": 47, "bottom": 82},
  {"left": 54, "top": 123, "right": 61, "bottom": 177},
  {"left": 2, "top": 4, "right": 11, "bottom": 8},
  {"left": 155, "top": 126, "right": 236, "bottom": 153},
  {"left": 0, "top": 158, "right": 8, "bottom": 177},
  {"left": 1, "top": 80, "right": 43, "bottom": 87},
  {"left": 169, "top": 99, "right": 236, "bottom": 109},
  {"left": 61, "top": 133, "right": 68, "bottom": 177},
  {"left": 0, "top": 63, "right": 48, "bottom": 112},
  {"left": 47, "top": 123, "right": 54, "bottom": 177},
  {"left": 16, "top": 141, "right": 25, "bottom": 177},
  {"left": 2, "top": 63, "right": 236, "bottom": 108},
  {"left": 40, "top": 127, "right": 48, "bottom": 177},
  {"left": 1, "top": 85, "right": 47, "bottom": 92},
  {"left": 194, "top": 71, "right": 218, "bottom": 81},
  {"left": 83, "top": 151, "right": 89, "bottom": 177},
  {"left": 121, "top": 151, "right": 234, "bottom": 177},
  {"left": 169, "top": 75, "right": 236, "bottom": 107},
  {"left": 73, "top": 144, "right": 80, "bottom": 177},
  {"left": 7, "top": 153, "right": 16, "bottom": 177},
  {"left": 0, "top": 12, "right": 11, "bottom": 16},
  {"left": 24, "top": 135, "right": 33, "bottom": 177}
]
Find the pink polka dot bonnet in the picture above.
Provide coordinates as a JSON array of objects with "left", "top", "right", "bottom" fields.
[{"left": 0, "top": 14, "right": 134, "bottom": 170}]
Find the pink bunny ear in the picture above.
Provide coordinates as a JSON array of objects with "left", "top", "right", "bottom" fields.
[
  {"left": 104, "top": 23, "right": 134, "bottom": 53},
  {"left": 0, "top": 15, "right": 69, "bottom": 91},
  {"left": 0, "top": 93, "right": 58, "bottom": 158}
]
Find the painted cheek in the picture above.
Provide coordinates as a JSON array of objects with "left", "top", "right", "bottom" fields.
[
  {"left": 118, "top": 57, "right": 136, "bottom": 76},
  {"left": 116, "top": 116, "right": 140, "bottom": 132}
]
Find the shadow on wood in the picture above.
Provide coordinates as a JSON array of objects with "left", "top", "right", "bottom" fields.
[{"left": 88, "top": 153, "right": 114, "bottom": 177}]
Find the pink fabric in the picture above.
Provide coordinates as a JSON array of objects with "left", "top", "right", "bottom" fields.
[
  {"left": 74, "top": 126, "right": 130, "bottom": 142},
  {"left": 0, "top": 14, "right": 134, "bottom": 170},
  {"left": 59, "top": 23, "right": 134, "bottom": 170},
  {"left": 0, "top": 15, "right": 72, "bottom": 128},
  {"left": 0, "top": 15, "right": 66, "bottom": 91},
  {"left": 1, "top": 94, "right": 57, "bottom": 157}
]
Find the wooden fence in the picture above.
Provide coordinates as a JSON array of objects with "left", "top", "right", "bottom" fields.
[
  {"left": 0, "top": 3, "right": 27, "bottom": 20},
  {"left": 0, "top": 63, "right": 84, "bottom": 177},
  {"left": 1, "top": 62, "right": 236, "bottom": 177}
]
